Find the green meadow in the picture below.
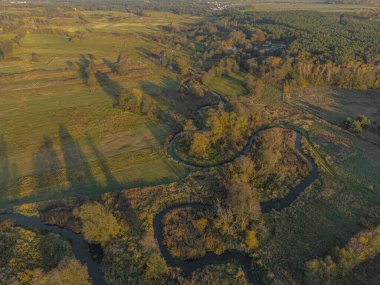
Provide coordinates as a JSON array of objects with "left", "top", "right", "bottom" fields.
[
  {"left": 208, "top": 73, "right": 249, "bottom": 97},
  {"left": 0, "top": 10, "right": 197, "bottom": 207}
]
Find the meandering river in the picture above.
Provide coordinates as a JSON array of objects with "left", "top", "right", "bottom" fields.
[
  {"left": 0, "top": 93, "right": 319, "bottom": 285},
  {"left": 156, "top": 129, "right": 319, "bottom": 284},
  {"left": 0, "top": 213, "right": 105, "bottom": 285}
]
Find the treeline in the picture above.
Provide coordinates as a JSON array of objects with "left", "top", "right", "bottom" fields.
[
  {"left": 0, "top": 15, "right": 25, "bottom": 33},
  {"left": 260, "top": 57, "right": 380, "bottom": 91},
  {"left": 119, "top": 88, "right": 161, "bottom": 118},
  {"left": 305, "top": 226, "right": 380, "bottom": 284},
  {"left": 253, "top": 11, "right": 380, "bottom": 64},
  {"left": 0, "top": 30, "right": 26, "bottom": 60},
  {"left": 57, "top": 0, "right": 216, "bottom": 16},
  {"left": 31, "top": 26, "right": 84, "bottom": 42},
  {"left": 153, "top": 10, "right": 380, "bottom": 91},
  {"left": 328, "top": 0, "right": 380, "bottom": 4}
]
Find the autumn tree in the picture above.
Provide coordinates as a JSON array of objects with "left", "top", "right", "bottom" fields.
[
  {"left": 119, "top": 88, "right": 143, "bottom": 113},
  {"left": 145, "top": 253, "right": 168, "bottom": 281},
  {"left": 31, "top": 258, "right": 91, "bottom": 285},
  {"left": 115, "top": 49, "right": 129, "bottom": 75},
  {"left": 305, "top": 256, "right": 336, "bottom": 285},
  {"left": 174, "top": 56, "right": 191, "bottom": 75},
  {"left": 255, "top": 129, "right": 283, "bottom": 171},
  {"left": 190, "top": 81, "right": 204, "bottom": 97},
  {"left": 225, "top": 155, "right": 255, "bottom": 184},
  {"left": 245, "top": 74, "right": 264, "bottom": 97},
  {"left": 206, "top": 108, "right": 248, "bottom": 147},
  {"left": 79, "top": 202, "right": 123, "bottom": 246},
  {"left": 225, "top": 181, "right": 261, "bottom": 230},
  {"left": 304, "top": 225, "right": 380, "bottom": 284},
  {"left": 245, "top": 230, "right": 259, "bottom": 250},
  {"left": 190, "top": 133, "right": 211, "bottom": 158},
  {"left": 201, "top": 72, "right": 211, "bottom": 85},
  {"left": 183, "top": 120, "right": 197, "bottom": 132},
  {"left": 188, "top": 109, "right": 249, "bottom": 159}
]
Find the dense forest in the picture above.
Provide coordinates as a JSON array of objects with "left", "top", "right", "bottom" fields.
[{"left": 152, "top": 10, "right": 380, "bottom": 94}]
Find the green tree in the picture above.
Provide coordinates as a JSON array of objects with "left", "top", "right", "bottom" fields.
[
  {"left": 349, "top": 120, "right": 363, "bottom": 133},
  {"left": 39, "top": 233, "right": 71, "bottom": 271},
  {"left": 357, "top": 115, "right": 371, "bottom": 128}
]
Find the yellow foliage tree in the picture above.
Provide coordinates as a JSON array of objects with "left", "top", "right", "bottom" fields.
[
  {"left": 31, "top": 258, "right": 91, "bottom": 285},
  {"left": 245, "top": 230, "right": 259, "bottom": 249},
  {"left": 194, "top": 218, "right": 208, "bottom": 232},
  {"left": 190, "top": 133, "right": 210, "bottom": 158},
  {"left": 79, "top": 202, "right": 123, "bottom": 246}
]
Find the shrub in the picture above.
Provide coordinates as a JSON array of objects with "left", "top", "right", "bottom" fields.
[{"left": 345, "top": 115, "right": 371, "bottom": 133}]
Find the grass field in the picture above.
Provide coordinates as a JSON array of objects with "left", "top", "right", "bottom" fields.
[
  {"left": 257, "top": 87, "right": 380, "bottom": 281},
  {"left": 292, "top": 87, "right": 380, "bottom": 191},
  {"left": 208, "top": 73, "right": 249, "bottom": 97},
  {"left": 0, "top": 10, "right": 198, "bottom": 207},
  {"left": 294, "top": 88, "right": 380, "bottom": 144}
]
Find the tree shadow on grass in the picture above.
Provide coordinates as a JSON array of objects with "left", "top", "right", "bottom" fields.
[
  {"left": 139, "top": 79, "right": 180, "bottom": 113},
  {"left": 145, "top": 120, "right": 170, "bottom": 145},
  {"left": 0, "top": 136, "right": 21, "bottom": 197},
  {"left": 76, "top": 54, "right": 90, "bottom": 83},
  {"left": 135, "top": 46, "right": 161, "bottom": 66},
  {"left": 95, "top": 71, "right": 122, "bottom": 103},
  {"left": 32, "top": 136, "right": 62, "bottom": 193},
  {"left": 59, "top": 125, "right": 97, "bottom": 191},
  {"left": 110, "top": 191, "right": 144, "bottom": 236},
  {"left": 139, "top": 79, "right": 209, "bottom": 122},
  {"left": 102, "top": 58, "right": 117, "bottom": 74},
  {"left": 85, "top": 133, "right": 119, "bottom": 189},
  {"left": 299, "top": 101, "right": 343, "bottom": 127},
  {"left": 0, "top": 135, "right": 9, "bottom": 192}
]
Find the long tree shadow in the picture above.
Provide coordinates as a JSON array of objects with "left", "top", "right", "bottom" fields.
[
  {"left": 111, "top": 191, "right": 144, "bottom": 236},
  {"left": 77, "top": 54, "right": 90, "bottom": 83},
  {"left": 139, "top": 78, "right": 212, "bottom": 124},
  {"left": 85, "top": 133, "right": 119, "bottom": 189},
  {"left": 59, "top": 125, "right": 97, "bottom": 191},
  {"left": 95, "top": 71, "right": 122, "bottom": 102},
  {"left": 32, "top": 136, "right": 62, "bottom": 193},
  {"left": 102, "top": 58, "right": 117, "bottom": 74},
  {"left": 0, "top": 136, "right": 21, "bottom": 197},
  {"left": 0, "top": 135, "right": 9, "bottom": 192}
]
